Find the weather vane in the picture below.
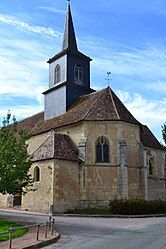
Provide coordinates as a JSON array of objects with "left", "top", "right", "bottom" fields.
[
  {"left": 67, "top": 0, "right": 70, "bottom": 4},
  {"left": 105, "top": 72, "right": 113, "bottom": 86}
]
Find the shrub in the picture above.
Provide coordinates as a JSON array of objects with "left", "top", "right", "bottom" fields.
[
  {"left": 65, "top": 208, "right": 111, "bottom": 215},
  {"left": 109, "top": 199, "right": 166, "bottom": 215}
]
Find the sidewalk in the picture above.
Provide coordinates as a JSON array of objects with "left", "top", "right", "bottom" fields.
[
  {"left": 0, "top": 207, "right": 50, "bottom": 217},
  {"left": 0, "top": 226, "right": 60, "bottom": 249}
]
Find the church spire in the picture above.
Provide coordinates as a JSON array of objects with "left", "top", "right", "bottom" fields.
[{"left": 62, "top": 0, "right": 78, "bottom": 51}]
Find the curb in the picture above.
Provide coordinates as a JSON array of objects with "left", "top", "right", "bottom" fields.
[
  {"left": 54, "top": 214, "right": 166, "bottom": 218},
  {"left": 22, "top": 233, "right": 60, "bottom": 249},
  {"left": 0, "top": 208, "right": 50, "bottom": 217},
  {"left": 1, "top": 208, "right": 166, "bottom": 219}
]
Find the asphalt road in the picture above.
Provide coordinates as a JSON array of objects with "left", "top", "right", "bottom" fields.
[{"left": 0, "top": 210, "right": 166, "bottom": 249}]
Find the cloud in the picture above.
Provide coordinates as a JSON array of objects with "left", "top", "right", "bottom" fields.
[
  {"left": 93, "top": 46, "right": 166, "bottom": 79},
  {"left": 88, "top": 41, "right": 166, "bottom": 98},
  {"left": 0, "top": 45, "right": 46, "bottom": 102},
  {"left": 116, "top": 89, "right": 166, "bottom": 141},
  {"left": 148, "top": 81, "right": 166, "bottom": 93},
  {"left": 39, "top": 6, "right": 66, "bottom": 15},
  {"left": 0, "top": 14, "right": 62, "bottom": 38},
  {"left": 0, "top": 104, "right": 43, "bottom": 125},
  {"left": 117, "top": 90, "right": 166, "bottom": 125}
]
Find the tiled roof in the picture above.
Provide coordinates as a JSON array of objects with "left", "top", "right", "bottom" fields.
[
  {"left": 15, "top": 87, "right": 166, "bottom": 152},
  {"left": 32, "top": 132, "right": 79, "bottom": 162},
  {"left": 32, "top": 87, "right": 140, "bottom": 135},
  {"left": 140, "top": 125, "right": 166, "bottom": 151},
  {"left": 16, "top": 112, "right": 44, "bottom": 133}
]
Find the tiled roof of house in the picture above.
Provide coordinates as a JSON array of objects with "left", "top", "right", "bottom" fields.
[
  {"left": 32, "top": 87, "right": 140, "bottom": 135},
  {"left": 32, "top": 132, "right": 79, "bottom": 162},
  {"left": 140, "top": 125, "right": 166, "bottom": 151}
]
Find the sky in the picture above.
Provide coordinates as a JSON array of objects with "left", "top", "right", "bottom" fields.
[{"left": 0, "top": 0, "right": 166, "bottom": 143}]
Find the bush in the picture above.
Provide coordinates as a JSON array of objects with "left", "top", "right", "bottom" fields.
[
  {"left": 65, "top": 208, "right": 111, "bottom": 215},
  {"left": 109, "top": 199, "right": 166, "bottom": 215}
]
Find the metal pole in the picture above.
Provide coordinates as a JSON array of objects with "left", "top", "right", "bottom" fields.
[
  {"left": 45, "top": 222, "right": 48, "bottom": 238},
  {"left": 36, "top": 225, "right": 40, "bottom": 241},
  {"left": 8, "top": 229, "right": 12, "bottom": 249}
]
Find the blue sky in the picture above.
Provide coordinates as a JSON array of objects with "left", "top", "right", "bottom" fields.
[{"left": 0, "top": 0, "right": 166, "bottom": 143}]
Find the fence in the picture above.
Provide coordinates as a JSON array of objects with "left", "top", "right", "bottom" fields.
[{"left": 0, "top": 217, "right": 55, "bottom": 249}]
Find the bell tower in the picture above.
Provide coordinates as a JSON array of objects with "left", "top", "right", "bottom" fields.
[{"left": 43, "top": 0, "right": 94, "bottom": 120}]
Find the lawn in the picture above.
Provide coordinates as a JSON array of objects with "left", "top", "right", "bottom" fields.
[{"left": 0, "top": 219, "right": 28, "bottom": 241}]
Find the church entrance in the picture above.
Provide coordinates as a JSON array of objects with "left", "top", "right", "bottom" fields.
[{"left": 13, "top": 195, "right": 22, "bottom": 206}]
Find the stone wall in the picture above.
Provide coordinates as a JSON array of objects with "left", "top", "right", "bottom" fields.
[
  {"left": 21, "top": 120, "right": 166, "bottom": 213},
  {"left": 22, "top": 160, "right": 54, "bottom": 213},
  {"left": 55, "top": 120, "right": 142, "bottom": 207},
  {"left": 82, "top": 121, "right": 140, "bottom": 204},
  {"left": 84, "top": 166, "right": 119, "bottom": 208},
  {"left": 0, "top": 194, "right": 13, "bottom": 208},
  {"left": 146, "top": 149, "right": 166, "bottom": 200},
  {"left": 148, "top": 177, "right": 165, "bottom": 200},
  {"left": 55, "top": 122, "right": 85, "bottom": 146},
  {"left": 53, "top": 159, "right": 80, "bottom": 213}
]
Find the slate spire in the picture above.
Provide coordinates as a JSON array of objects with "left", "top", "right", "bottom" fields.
[{"left": 62, "top": 0, "right": 78, "bottom": 51}]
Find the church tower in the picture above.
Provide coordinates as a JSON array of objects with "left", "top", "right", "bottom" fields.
[{"left": 43, "top": 1, "right": 94, "bottom": 120}]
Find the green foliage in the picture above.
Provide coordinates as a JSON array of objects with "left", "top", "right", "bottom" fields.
[
  {"left": 0, "top": 219, "right": 28, "bottom": 241},
  {"left": 162, "top": 123, "right": 166, "bottom": 145},
  {"left": 65, "top": 208, "right": 111, "bottom": 215},
  {"left": 109, "top": 199, "right": 166, "bottom": 215},
  {"left": 0, "top": 111, "right": 32, "bottom": 195}
]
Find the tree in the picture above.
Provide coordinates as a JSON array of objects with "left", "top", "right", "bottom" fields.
[
  {"left": 162, "top": 123, "right": 166, "bottom": 145},
  {"left": 0, "top": 111, "right": 32, "bottom": 195}
]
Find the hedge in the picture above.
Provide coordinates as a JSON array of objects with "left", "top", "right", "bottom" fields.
[{"left": 109, "top": 199, "right": 166, "bottom": 215}]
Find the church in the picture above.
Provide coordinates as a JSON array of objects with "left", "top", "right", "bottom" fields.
[{"left": 1, "top": 2, "right": 166, "bottom": 213}]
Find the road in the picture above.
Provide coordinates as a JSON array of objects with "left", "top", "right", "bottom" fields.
[{"left": 0, "top": 210, "right": 166, "bottom": 249}]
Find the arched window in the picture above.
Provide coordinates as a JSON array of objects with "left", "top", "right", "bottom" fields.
[
  {"left": 54, "top": 64, "right": 61, "bottom": 84},
  {"left": 149, "top": 157, "right": 155, "bottom": 175},
  {"left": 96, "top": 137, "right": 110, "bottom": 163},
  {"left": 74, "top": 64, "right": 83, "bottom": 84},
  {"left": 34, "top": 166, "right": 40, "bottom": 182}
]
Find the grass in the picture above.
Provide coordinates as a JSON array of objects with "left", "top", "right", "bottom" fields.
[{"left": 0, "top": 219, "right": 28, "bottom": 241}]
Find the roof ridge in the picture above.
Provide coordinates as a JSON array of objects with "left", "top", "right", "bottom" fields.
[
  {"left": 83, "top": 88, "right": 106, "bottom": 119},
  {"left": 108, "top": 87, "right": 120, "bottom": 120},
  {"left": 31, "top": 131, "right": 54, "bottom": 157},
  {"left": 30, "top": 117, "right": 45, "bottom": 134}
]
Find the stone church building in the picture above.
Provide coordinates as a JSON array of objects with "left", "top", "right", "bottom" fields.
[{"left": 1, "top": 2, "right": 166, "bottom": 213}]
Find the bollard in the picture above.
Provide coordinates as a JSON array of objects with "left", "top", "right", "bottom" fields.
[
  {"left": 36, "top": 225, "right": 40, "bottom": 241},
  {"left": 49, "top": 217, "right": 51, "bottom": 230},
  {"left": 51, "top": 219, "right": 55, "bottom": 235},
  {"left": 8, "top": 228, "right": 12, "bottom": 249},
  {"left": 45, "top": 222, "right": 48, "bottom": 238}
]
